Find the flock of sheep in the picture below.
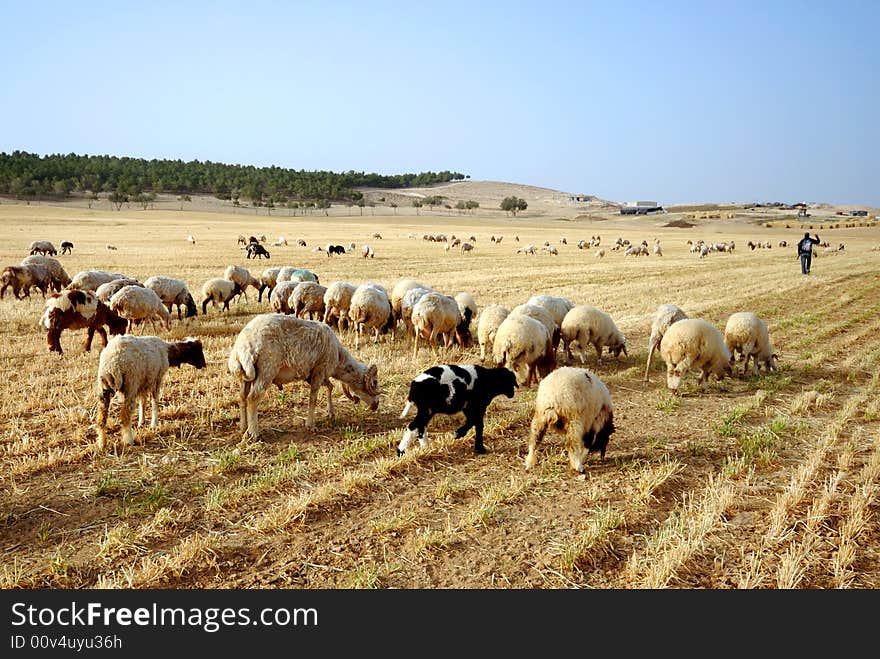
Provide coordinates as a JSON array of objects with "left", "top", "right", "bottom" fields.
[{"left": 1, "top": 233, "right": 782, "bottom": 473}]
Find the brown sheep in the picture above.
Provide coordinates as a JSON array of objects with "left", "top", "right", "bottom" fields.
[{"left": 40, "top": 289, "right": 128, "bottom": 354}]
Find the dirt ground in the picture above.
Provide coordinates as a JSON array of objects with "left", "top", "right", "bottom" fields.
[{"left": 1, "top": 186, "right": 879, "bottom": 589}]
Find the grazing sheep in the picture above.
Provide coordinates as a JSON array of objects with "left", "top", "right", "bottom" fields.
[
  {"left": 460, "top": 242, "right": 474, "bottom": 254},
  {"left": 228, "top": 314, "right": 380, "bottom": 438},
  {"left": 322, "top": 281, "right": 357, "bottom": 331},
  {"left": 517, "top": 244, "right": 537, "bottom": 255},
  {"left": 541, "top": 245, "right": 559, "bottom": 255},
  {"left": 237, "top": 235, "right": 247, "bottom": 245},
  {"left": 526, "top": 294, "right": 573, "bottom": 330},
  {"left": 349, "top": 283, "right": 394, "bottom": 349},
  {"left": 143, "top": 275, "right": 198, "bottom": 319},
  {"left": 106, "top": 244, "right": 118, "bottom": 251},
  {"left": 224, "top": 265, "right": 261, "bottom": 302},
  {"left": 400, "top": 286, "right": 434, "bottom": 336},
  {"left": 372, "top": 233, "right": 383, "bottom": 239},
  {"left": 272, "top": 236, "right": 288, "bottom": 247},
  {"left": 397, "top": 364, "right": 518, "bottom": 455},
  {"left": 201, "top": 278, "right": 242, "bottom": 314},
  {"left": 186, "top": 234, "right": 196, "bottom": 246},
  {"left": 67, "top": 270, "right": 129, "bottom": 292},
  {"left": 290, "top": 281, "right": 327, "bottom": 320},
  {"left": 659, "top": 318, "right": 733, "bottom": 394},
  {"left": 724, "top": 312, "right": 778, "bottom": 376},
  {"left": 109, "top": 285, "right": 173, "bottom": 333},
  {"left": 29, "top": 240, "right": 57, "bottom": 256},
  {"left": 269, "top": 280, "right": 301, "bottom": 314},
  {"left": 0, "top": 264, "right": 49, "bottom": 299},
  {"left": 653, "top": 240, "right": 663, "bottom": 256},
  {"left": 595, "top": 248, "right": 605, "bottom": 258},
  {"left": 60, "top": 241, "right": 74, "bottom": 254},
  {"left": 96, "top": 336, "right": 206, "bottom": 448},
  {"left": 95, "top": 278, "right": 143, "bottom": 304},
  {"left": 21, "top": 255, "right": 71, "bottom": 291},
  {"left": 40, "top": 288, "right": 128, "bottom": 354},
  {"left": 492, "top": 313, "right": 557, "bottom": 387},
  {"left": 257, "top": 266, "right": 282, "bottom": 303},
  {"left": 411, "top": 292, "right": 465, "bottom": 358},
  {"left": 246, "top": 243, "right": 270, "bottom": 259},
  {"left": 560, "top": 305, "right": 627, "bottom": 365},
  {"left": 525, "top": 366, "right": 615, "bottom": 473},
  {"left": 453, "top": 292, "right": 477, "bottom": 346},
  {"left": 361, "top": 244, "right": 375, "bottom": 258},
  {"left": 510, "top": 303, "right": 560, "bottom": 350},
  {"left": 325, "top": 244, "right": 346, "bottom": 256},
  {"left": 644, "top": 303, "right": 689, "bottom": 382},
  {"left": 477, "top": 304, "right": 510, "bottom": 363},
  {"left": 391, "top": 278, "right": 426, "bottom": 325},
  {"left": 276, "top": 267, "right": 319, "bottom": 285}
]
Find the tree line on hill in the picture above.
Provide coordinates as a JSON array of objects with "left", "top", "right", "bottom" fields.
[{"left": 0, "top": 150, "right": 468, "bottom": 208}]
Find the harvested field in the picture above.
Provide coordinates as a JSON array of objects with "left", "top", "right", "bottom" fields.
[{"left": 1, "top": 200, "right": 879, "bottom": 589}]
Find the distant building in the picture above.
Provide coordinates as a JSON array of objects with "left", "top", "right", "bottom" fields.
[
  {"left": 569, "top": 194, "right": 593, "bottom": 202},
  {"left": 620, "top": 200, "right": 663, "bottom": 215},
  {"left": 850, "top": 210, "right": 868, "bottom": 217}
]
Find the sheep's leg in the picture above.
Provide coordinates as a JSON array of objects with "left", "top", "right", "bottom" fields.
[
  {"left": 594, "top": 342, "right": 603, "bottom": 365},
  {"left": 525, "top": 416, "right": 550, "bottom": 470},
  {"left": 644, "top": 343, "right": 657, "bottom": 382},
  {"left": 412, "top": 332, "right": 420, "bottom": 360},
  {"left": 120, "top": 396, "right": 137, "bottom": 446},
  {"left": 355, "top": 325, "right": 362, "bottom": 350},
  {"left": 398, "top": 409, "right": 433, "bottom": 455},
  {"left": 306, "top": 384, "right": 320, "bottom": 432},
  {"left": 457, "top": 405, "right": 488, "bottom": 454},
  {"left": 566, "top": 418, "right": 589, "bottom": 473},
  {"left": 150, "top": 394, "right": 159, "bottom": 428},
  {"left": 137, "top": 397, "right": 145, "bottom": 427},
  {"left": 239, "top": 380, "right": 250, "bottom": 433},
  {"left": 245, "top": 391, "right": 262, "bottom": 440},
  {"left": 96, "top": 388, "right": 113, "bottom": 449}
]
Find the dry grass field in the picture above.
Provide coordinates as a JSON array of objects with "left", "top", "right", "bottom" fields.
[{"left": 1, "top": 195, "right": 879, "bottom": 589}]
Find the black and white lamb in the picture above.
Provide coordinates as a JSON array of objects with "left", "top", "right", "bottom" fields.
[
  {"left": 96, "top": 336, "right": 206, "bottom": 448},
  {"left": 397, "top": 364, "right": 518, "bottom": 455},
  {"left": 227, "top": 314, "right": 380, "bottom": 439}
]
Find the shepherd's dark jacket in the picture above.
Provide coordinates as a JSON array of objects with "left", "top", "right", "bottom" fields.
[{"left": 798, "top": 235, "right": 820, "bottom": 255}]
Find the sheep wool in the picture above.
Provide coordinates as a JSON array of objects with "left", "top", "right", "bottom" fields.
[
  {"left": 493, "top": 313, "right": 556, "bottom": 387},
  {"left": 526, "top": 366, "right": 615, "bottom": 473},
  {"left": 644, "top": 304, "right": 688, "bottom": 382},
  {"left": 659, "top": 318, "right": 732, "bottom": 393},
  {"left": 724, "top": 311, "right": 778, "bottom": 376},
  {"left": 227, "top": 314, "right": 380, "bottom": 439},
  {"left": 559, "top": 305, "right": 627, "bottom": 365},
  {"left": 477, "top": 304, "right": 510, "bottom": 363},
  {"left": 96, "top": 336, "right": 206, "bottom": 448},
  {"left": 109, "top": 285, "right": 172, "bottom": 332}
]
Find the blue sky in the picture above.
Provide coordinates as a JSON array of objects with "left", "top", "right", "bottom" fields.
[{"left": 1, "top": 1, "right": 877, "bottom": 205}]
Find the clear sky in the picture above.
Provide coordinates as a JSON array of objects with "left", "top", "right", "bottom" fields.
[{"left": 1, "top": 1, "right": 877, "bottom": 206}]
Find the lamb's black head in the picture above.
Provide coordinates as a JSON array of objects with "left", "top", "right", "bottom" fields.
[
  {"left": 185, "top": 294, "right": 198, "bottom": 317},
  {"left": 495, "top": 366, "right": 519, "bottom": 398}
]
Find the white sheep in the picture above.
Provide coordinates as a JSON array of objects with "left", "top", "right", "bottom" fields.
[
  {"left": 526, "top": 294, "right": 573, "bottom": 330},
  {"left": 477, "top": 304, "right": 510, "bottom": 363},
  {"left": 400, "top": 286, "right": 434, "bottom": 336},
  {"left": 525, "top": 366, "right": 615, "bottom": 473},
  {"left": 290, "top": 281, "right": 327, "bottom": 320},
  {"left": 224, "top": 265, "right": 260, "bottom": 302},
  {"left": 559, "top": 305, "right": 627, "bottom": 365},
  {"left": 201, "top": 278, "right": 242, "bottom": 314},
  {"left": 390, "top": 278, "right": 426, "bottom": 326},
  {"left": 95, "top": 278, "right": 143, "bottom": 304},
  {"left": 109, "top": 285, "right": 173, "bottom": 333},
  {"left": 595, "top": 248, "right": 606, "bottom": 258},
  {"left": 322, "top": 281, "right": 358, "bottom": 331},
  {"left": 67, "top": 270, "right": 129, "bottom": 292},
  {"left": 644, "top": 303, "right": 689, "bottom": 382},
  {"left": 724, "top": 312, "right": 778, "bottom": 376},
  {"left": 96, "top": 336, "right": 206, "bottom": 448},
  {"left": 269, "top": 280, "right": 301, "bottom": 314},
  {"left": 510, "top": 302, "right": 559, "bottom": 351},
  {"left": 659, "top": 318, "right": 733, "bottom": 394},
  {"left": 454, "top": 291, "right": 478, "bottom": 343},
  {"left": 492, "top": 313, "right": 557, "bottom": 387},
  {"left": 276, "top": 267, "right": 319, "bottom": 285},
  {"left": 349, "top": 283, "right": 394, "bottom": 349},
  {"left": 361, "top": 244, "right": 375, "bottom": 258},
  {"left": 143, "top": 275, "right": 198, "bottom": 320},
  {"left": 411, "top": 291, "right": 464, "bottom": 358},
  {"left": 258, "top": 266, "right": 282, "bottom": 303},
  {"left": 228, "top": 314, "right": 380, "bottom": 438}
]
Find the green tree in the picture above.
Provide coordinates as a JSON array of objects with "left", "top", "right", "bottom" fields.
[
  {"left": 412, "top": 199, "right": 422, "bottom": 215},
  {"left": 357, "top": 198, "right": 366, "bottom": 216},
  {"left": 455, "top": 200, "right": 466, "bottom": 214},
  {"left": 390, "top": 201, "right": 398, "bottom": 214},
  {"left": 178, "top": 194, "right": 191, "bottom": 210},
  {"left": 466, "top": 200, "right": 480, "bottom": 214},
  {"left": 500, "top": 196, "right": 527, "bottom": 216}
]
